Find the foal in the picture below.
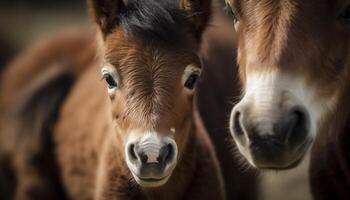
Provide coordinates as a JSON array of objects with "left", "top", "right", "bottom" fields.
[
  {"left": 226, "top": 0, "right": 350, "bottom": 199},
  {"left": 53, "top": 0, "right": 224, "bottom": 199}
]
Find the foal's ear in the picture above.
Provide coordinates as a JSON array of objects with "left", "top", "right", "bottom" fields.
[
  {"left": 178, "top": 0, "right": 212, "bottom": 40},
  {"left": 87, "top": 0, "right": 126, "bottom": 35}
]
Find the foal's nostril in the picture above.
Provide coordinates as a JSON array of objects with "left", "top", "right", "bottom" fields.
[
  {"left": 133, "top": 145, "right": 148, "bottom": 164},
  {"left": 128, "top": 144, "right": 138, "bottom": 161},
  {"left": 233, "top": 110, "right": 244, "bottom": 137}
]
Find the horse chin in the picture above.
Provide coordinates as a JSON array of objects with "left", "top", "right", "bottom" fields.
[
  {"left": 255, "top": 153, "right": 305, "bottom": 171},
  {"left": 245, "top": 137, "right": 314, "bottom": 170},
  {"left": 132, "top": 173, "right": 172, "bottom": 188}
]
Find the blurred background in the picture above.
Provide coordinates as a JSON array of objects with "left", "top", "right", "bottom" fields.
[{"left": 0, "top": 0, "right": 88, "bottom": 71}]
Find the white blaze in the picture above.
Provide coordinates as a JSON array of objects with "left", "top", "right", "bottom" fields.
[{"left": 139, "top": 132, "right": 162, "bottom": 164}]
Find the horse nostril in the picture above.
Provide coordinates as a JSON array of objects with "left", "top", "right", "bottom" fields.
[
  {"left": 233, "top": 110, "right": 245, "bottom": 137},
  {"left": 140, "top": 153, "right": 148, "bottom": 164},
  {"left": 284, "top": 107, "right": 310, "bottom": 145},
  {"left": 159, "top": 143, "right": 175, "bottom": 164},
  {"left": 134, "top": 147, "right": 148, "bottom": 164},
  {"left": 128, "top": 144, "right": 138, "bottom": 161}
]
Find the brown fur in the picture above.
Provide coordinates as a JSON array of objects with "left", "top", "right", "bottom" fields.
[
  {"left": 0, "top": 28, "right": 96, "bottom": 200},
  {"left": 0, "top": 0, "right": 226, "bottom": 199},
  {"left": 228, "top": 0, "right": 349, "bottom": 96},
  {"left": 54, "top": 24, "right": 224, "bottom": 200},
  {"left": 198, "top": 12, "right": 258, "bottom": 200},
  {"left": 53, "top": 60, "right": 224, "bottom": 199},
  {"left": 227, "top": 0, "right": 350, "bottom": 198}
]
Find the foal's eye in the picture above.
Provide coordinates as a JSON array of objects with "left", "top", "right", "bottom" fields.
[
  {"left": 183, "top": 65, "right": 201, "bottom": 91},
  {"left": 101, "top": 64, "right": 120, "bottom": 97},
  {"left": 103, "top": 73, "right": 118, "bottom": 89},
  {"left": 225, "top": 2, "right": 240, "bottom": 31}
]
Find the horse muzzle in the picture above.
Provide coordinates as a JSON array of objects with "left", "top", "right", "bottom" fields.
[
  {"left": 230, "top": 101, "right": 312, "bottom": 169},
  {"left": 125, "top": 132, "right": 178, "bottom": 187}
]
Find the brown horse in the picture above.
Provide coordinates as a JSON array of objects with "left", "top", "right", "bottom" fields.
[
  {"left": 1, "top": 0, "right": 225, "bottom": 199},
  {"left": 0, "top": 28, "right": 97, "bottom": 200},
  {"left": 225, "top": 0, "right": 350, "bottom": 199}
]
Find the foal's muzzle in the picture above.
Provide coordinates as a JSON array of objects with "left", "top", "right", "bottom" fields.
[
  {"left": 230, "top": 104, "right": 312, "bottom": 169},
  {"left": 125, "top": 133, "right": 177, "bottom": 187}
]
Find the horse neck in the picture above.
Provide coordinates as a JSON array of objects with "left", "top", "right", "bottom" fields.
[
  {"left": 311, "top": 74, "right": 350, "bottom": 194},
  {"left": 323, "top": 77, "right": 350, "bottom": 148},
  {"left": 327, "top": 90, "right": 350, "bottom": 159}
]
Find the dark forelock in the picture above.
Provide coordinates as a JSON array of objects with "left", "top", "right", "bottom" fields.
[{"left": 119, "top": 0, "right": 189, "bottom": 46}]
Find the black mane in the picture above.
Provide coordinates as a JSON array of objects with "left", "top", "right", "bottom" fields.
[{"left": 119, "top": 0, "right": 189, "bottom": 46}]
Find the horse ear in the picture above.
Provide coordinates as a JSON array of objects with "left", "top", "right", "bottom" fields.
[
  {"left": 178, "top": 0, "right": 212, "bottom": 40},
  {"left": 87, "top": 0, "right": 126, "bottom": 35}
]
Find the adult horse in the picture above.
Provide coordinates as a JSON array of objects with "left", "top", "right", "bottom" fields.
[
  {"left": 1, "top": 0, "right": 226, "bottom": 199},
  {"left": 226, "top": 0, "right": 350, "bottom": 199}
]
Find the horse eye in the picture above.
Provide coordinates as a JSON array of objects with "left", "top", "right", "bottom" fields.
[
  {"left": 103, "top": 73, "right": 118, "bottom": 89},
  {"left": 184, "top": 73, "right": 200, "bottom": 90}
]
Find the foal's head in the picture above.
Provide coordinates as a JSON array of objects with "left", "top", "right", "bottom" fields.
[
  {"left": 226, "top": 0, "right": 350, "bottom": 169},
  {"left": 88, "top": 0, "right": 211, "bottom": 187}
]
